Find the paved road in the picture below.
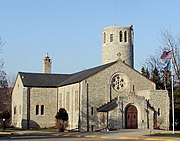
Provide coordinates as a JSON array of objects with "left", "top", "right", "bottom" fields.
[
  {"left": 1, "top": 134, "right": 138, "bottom": 141},
  {"left": 1, "top": 129, "right": 179, "bottom": 141}
]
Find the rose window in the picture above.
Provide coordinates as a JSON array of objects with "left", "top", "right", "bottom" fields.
[{"left": 111, "top": 74, "right": 127, "bottom": 91}]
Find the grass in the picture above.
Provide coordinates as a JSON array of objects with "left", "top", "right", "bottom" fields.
[
  {"left": 2, "top": 127, "right": 58, "bottom": 132},
  {"left": 149, "top": 133, "right": 180, "bottom": 138}
]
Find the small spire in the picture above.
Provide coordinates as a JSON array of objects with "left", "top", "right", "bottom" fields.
[{"left": 46, "top": 53, "right": 49, "bottom": 58}]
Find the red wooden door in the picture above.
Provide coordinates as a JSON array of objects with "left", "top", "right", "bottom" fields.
[{"left": 125, "top": 105, "right": 138, "bottom": 129}]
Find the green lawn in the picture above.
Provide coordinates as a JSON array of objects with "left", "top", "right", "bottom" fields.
[
  {"left": 4, "top": 128, "right": 58, "bottom": 132},
  {"left": 149, "top": 133, "right": 180, "bottom": 138}
]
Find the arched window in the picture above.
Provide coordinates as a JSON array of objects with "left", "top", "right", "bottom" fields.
[
  {"left": 110, "top": 34, "right": 113, "bottom": 42},
  {"left": 103, "top": 32, "right": 106, "bottom": 43},
  {"left": 124, "top": 31, "right": 127, "bottom": 42},
  {"left": 119, "top": 31, "right": 123, "bottom": 42}
]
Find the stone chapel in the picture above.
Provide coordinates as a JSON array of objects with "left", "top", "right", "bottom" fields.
[{"left": 11, "top": 26, "right": 170, "bottom": 131}]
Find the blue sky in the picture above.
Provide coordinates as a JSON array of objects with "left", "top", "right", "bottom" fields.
[{"left": 0, "top": 0, "right": 180, "bottom": 75}]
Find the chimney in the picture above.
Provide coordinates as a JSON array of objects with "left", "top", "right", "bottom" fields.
[{"left": 42, "top": 53, "right": 52, "bottom": 73}]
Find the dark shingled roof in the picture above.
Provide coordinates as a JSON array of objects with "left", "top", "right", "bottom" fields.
[
  {"left": 97, "top": 98, "right": 118, "bottom": 112},
  {"left": 59, "top": 61, "right": 117, "bottom": 86},
  {"left": 18, "top": 61, "right": 117, "bottom": 87},
  {"left": 19, "top": 72, "right": 72, "bottom": 87}
]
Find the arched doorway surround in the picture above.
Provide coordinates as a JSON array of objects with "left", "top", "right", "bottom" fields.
[{"left": 125, "top": 105, "right": 138, "bottom": 129}]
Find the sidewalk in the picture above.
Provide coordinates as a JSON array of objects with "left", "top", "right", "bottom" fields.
[
  {"left": 0, "top": 129, "right": 180, "bottom": 141},
  {"left": 78, "top": 129, "right": 180, "bottom": 141}
]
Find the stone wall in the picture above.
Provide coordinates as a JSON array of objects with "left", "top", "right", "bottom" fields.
[
  {"left": 29, "top": 87, "right": 57, "bottom": 128},
  {"left": 58, "top": 83, "right": 80, "bottom": 130},
  {"left": 150, "top": 90, "right": 169, "bottom": 130},
  {"left": 102, "top": 26, "right": 134, "bottom": 68},
  {"left": 79, "top": 61, "right": 167, "bottom": 131},
  {"left": 11, "top": 74, "right": 24, "bottom": 128}
]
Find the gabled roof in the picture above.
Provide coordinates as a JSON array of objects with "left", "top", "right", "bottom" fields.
[
  {"left": 97, "top": 98, "right": 118, "bottom": 112},
  {"left": 18, "top": 60, "right": 154, "bottom": 88},
  {"left": 18, "top": 61, "right": 117, "bottom": 88},
  {"left": 59, "top": 61, "right": 117, "bottom": 86},
  {"left": 19, "top": 72, "right": 72, "bottom": 87}
]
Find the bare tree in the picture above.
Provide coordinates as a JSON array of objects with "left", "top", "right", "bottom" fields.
[
  {"left": 142, "top": 29, "right": 180, "bottom": 130},
  {"left": 0, "top": 38, "right": 4, "bottom": 69},
  {"left": 160, "top": 29, "right": 180, "bottom": 82},
  {"left": 143, "top": 30, "right": 180, "bottom": 83},
  {"left": 0, "top": 38, "right": 11, "bottom": 124},
  {"left": 7, "top": 73, "right": 16, "bottom": 87}
]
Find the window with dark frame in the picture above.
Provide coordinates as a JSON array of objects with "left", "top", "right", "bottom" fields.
[
  {"left": 91, "top": 107, "right": 93, "bottom": 115},
  {"left": 158, "top": 108, "right": 160, "bottom": 116},
  {"left": 110, "top": 34, "right": 113, "bottom": 42},
  {"left": 124, "top": 31, "right": 127, "bottom": 42},
  {"left": 119, "top": 31, "right": 123, "bottom": 42},
  {"left": 41, "top": 105, "right": 44, "bottom": 115},
  {"left": 36, "top": 105, "right": 39, "bottom": 115},
  {"left": 14, "top": 106, "right": 17, "bottom": 114}
]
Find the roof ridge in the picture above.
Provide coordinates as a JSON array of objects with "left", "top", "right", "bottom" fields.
[
  {"left": 59, "top": 61, "right": 117, "bottom": 86},
  {"left": 19, "top": 72, "right": 71, "bottom": 75}
]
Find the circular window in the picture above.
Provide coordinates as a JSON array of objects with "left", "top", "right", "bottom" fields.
[{"left": 111, "top": 73, "right": 128, "bottom": 91}]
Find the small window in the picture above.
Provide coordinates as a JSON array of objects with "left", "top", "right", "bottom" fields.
[
  {"left": 119, "top": 31, "right": 123, "bottom": 42},
  {"left": 14, "top": 106, "right": 17, "bottom": 114},
  {"left": 36, "top": 105, "right": 39, "bottom": 115},
  {"left": 110, "top": 34, "right": 113, "bottom": 42},
  {"left": 91, "top": 107, "right": 94, "bottom": 115},
  {"left": 158, "top": 108, "right": 160, "bottom": 116},
  {"left": 41, "top": 105, "right": 44, "bottom": 115},
  {"left": 103, "top": 32, "right": 106, "bottom": 43},
  {"left": 124, "top": 31, "right": 127, "bottom": 42}
]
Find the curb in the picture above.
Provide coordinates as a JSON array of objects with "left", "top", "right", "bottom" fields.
[
  {"left": 84, "top": 135, "right": 109, "bottom": 139},
  {"left": 0, "top": 131, "right": 11, "bottom": 135},
  {"left": 0, "top": 131, "right": 178, "bottom": 141},
  {"left": 118, "top": 136, "right": 176, "bottom": 141},
  {"left": 50, "top": 133, "right": 177, "bottom": 141}
]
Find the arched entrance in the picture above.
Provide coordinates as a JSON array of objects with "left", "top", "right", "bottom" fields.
[{"left": 125, "top": 105, "right": 138, "bottom": 129}]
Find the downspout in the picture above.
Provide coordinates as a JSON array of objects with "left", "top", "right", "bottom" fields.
[
  {"left": 57, "top": 87, "right": 59, "bottom": 112},
  {"left": 146, "top": 99, "right": 149, "bottom": 129},
  {"left": 27, "top": 87, "right": 31, "bottom": 129},
  {"left": 78, "top": 82, "right": 81, "bottom": 130},
  {"left": 121, "top": 101, "right": 124, "bottom": 129},
  {"left": 107, "top": 112, "right": 109, "bottom": 129},
  {"left": 86, "top": 82, "right": 89, "bottom": 132},
  {"left": 110, "top": 84, "right": 112, "bottom": 102}
]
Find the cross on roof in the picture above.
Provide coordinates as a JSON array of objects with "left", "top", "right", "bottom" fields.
[{"left": 117, "top": 52, "right": 121, "bottom": 60}]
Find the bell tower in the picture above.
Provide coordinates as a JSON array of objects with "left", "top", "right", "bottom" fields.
[
  {"left": 102, "top": 25, "right": 134, "bottom": 68},
  {"left": 42, "top": 53, "right": 52, "bottom": 73}
]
